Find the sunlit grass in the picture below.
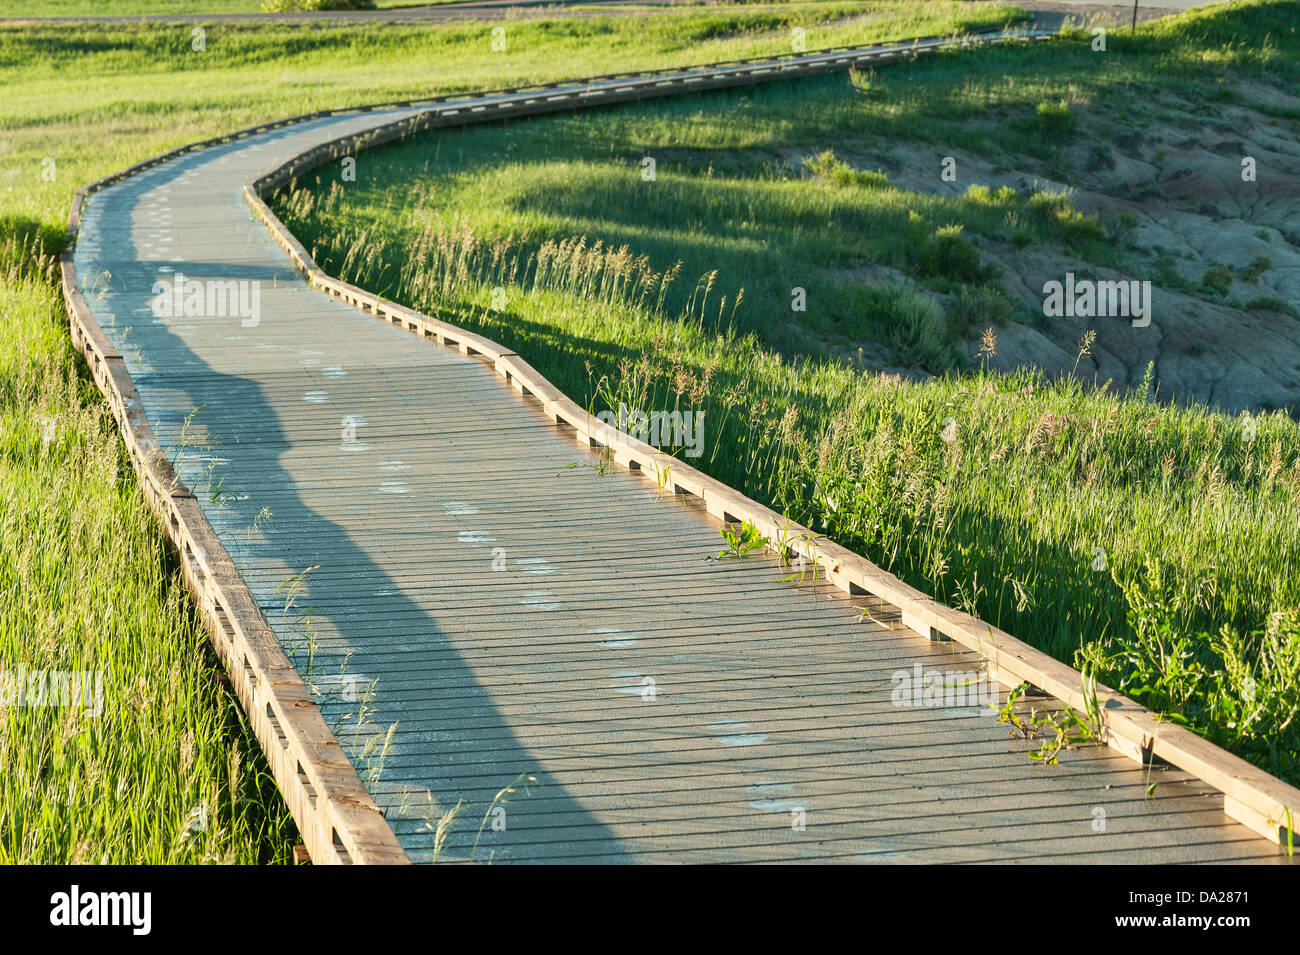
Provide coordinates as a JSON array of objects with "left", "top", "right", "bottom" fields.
[
  {"left": 0, "top": 0, "right": 456, "bottom": 14},
  {"left": 0, "top": 258, "right": 295, "bottom": 862}
]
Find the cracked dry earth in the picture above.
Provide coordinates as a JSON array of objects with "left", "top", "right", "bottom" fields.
[{"left": 833, "top": 74, "right": 1300, "bottom": 415}]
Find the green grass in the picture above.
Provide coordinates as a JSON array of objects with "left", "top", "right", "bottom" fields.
[
  {"left": 0, "top": 0, "right": 447, "bottom": 15},
  {"left": 0, "top": 260, "right": 295, "bottom": 862},
  {"left": 278, "top": 101, "right": 1080, "bottom": 365},
  {"left": 0, "top": 2, "right": 1019, "bottom": 861},
  {"left": 275, "top": 0, "right": 1300, "bottom": 784},
  {"left": 0, "top": 0, "right": 919, "bottom": 13},
  {"left": 271, "top": 26, "right": 1165, "bottom": 367},
  {"left": 3, "top": 2, "right": 1022, "bottom": 231}
]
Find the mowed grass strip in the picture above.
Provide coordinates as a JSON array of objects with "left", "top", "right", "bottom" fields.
[
  {"left": 277, "top": 0, "right": 1300, "bottom": 785},
  {"left": 0, "top": 4, "right": 1018, "bottom": 861}
]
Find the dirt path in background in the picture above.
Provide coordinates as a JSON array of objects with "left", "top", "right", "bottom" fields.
[{"left": 1018, "top": 1, "right": 1180, "bottom": 31}]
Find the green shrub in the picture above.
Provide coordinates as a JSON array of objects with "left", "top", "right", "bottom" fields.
[
  {"left": 1035, "top": 98, "right": 1077, "bottom": 141},
  {"left": 1028, "top": 189, "right": 1073, "bottom": 220},
  {"left": 1241, "top": 255, "right": 1272, "bottom": 282},
  {"left": 1087, "top": 143, "right": 1116, "bottom": 171},
  {"left": 1246, "top": 296, "right": 1300, "bottom": 318},
  {"left": 1154, "top": 256, "right": 1196, "bottom": 293},
  {"left": 964, "top": 183, "right": 1017, "bottom": 206},
  {"left": 916, "top": 223, "right": 991, "bottom": 285},
  {"left": 803, "top": 149, "right": 888, "bottom": 188},
  {"left": 1201, "top": 264, "right": 1233, "bottom": 296},
  {"left": 857, "top": 168, "right": 889, "bottom": 189},
  {"left": 883, "top": 285, "right": 956, "bottom": 370},
  {"left": 1029, "top": 189, "right": 1105, "bottom": 245},
  {"left": 1106, "top": 212, "right": 1139, "bottom": 246},
  {"left": 952, "top": 284, "right": 1012, "bottom": 329},
  {"left": 261, "top": 0, "right": 375, "bottom": 11}
]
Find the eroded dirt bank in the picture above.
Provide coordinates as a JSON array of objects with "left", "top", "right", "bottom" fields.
[{"left": 820, "top": 60, "right": 1300, "bottom": 414}]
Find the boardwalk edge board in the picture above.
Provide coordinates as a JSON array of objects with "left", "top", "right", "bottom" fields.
[{"left": 63, "top": 30, "right": 1297, "bottom": 862}]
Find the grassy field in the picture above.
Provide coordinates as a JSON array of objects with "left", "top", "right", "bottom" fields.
[
  {"left": 0, "top": 3, "right": 1019, "bottom": 861},
  {"left": 0, "top": 0, "right": 892, "bottom": 15},
  {"left": 0, "top": 0, "right": 451, "bottom": 15},
  {"left": 275, "top": 0, "right": 1300, "bottom": 784},
  {"left": 290, "top": 85, "right": 1109, "bottom": 367}
]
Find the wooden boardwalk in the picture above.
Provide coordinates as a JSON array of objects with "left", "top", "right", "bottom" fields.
[{"left": 66, "top": 37, "right": 1297, "bottom": 864}]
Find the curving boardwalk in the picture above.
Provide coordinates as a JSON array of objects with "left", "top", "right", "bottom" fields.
[{"left": 69, "top": 40, "right": 1295, "bottom": 864}]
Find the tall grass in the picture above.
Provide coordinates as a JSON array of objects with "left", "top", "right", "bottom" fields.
[{"left": 0, "top": 248, "right": 295, "bottom": 862}]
